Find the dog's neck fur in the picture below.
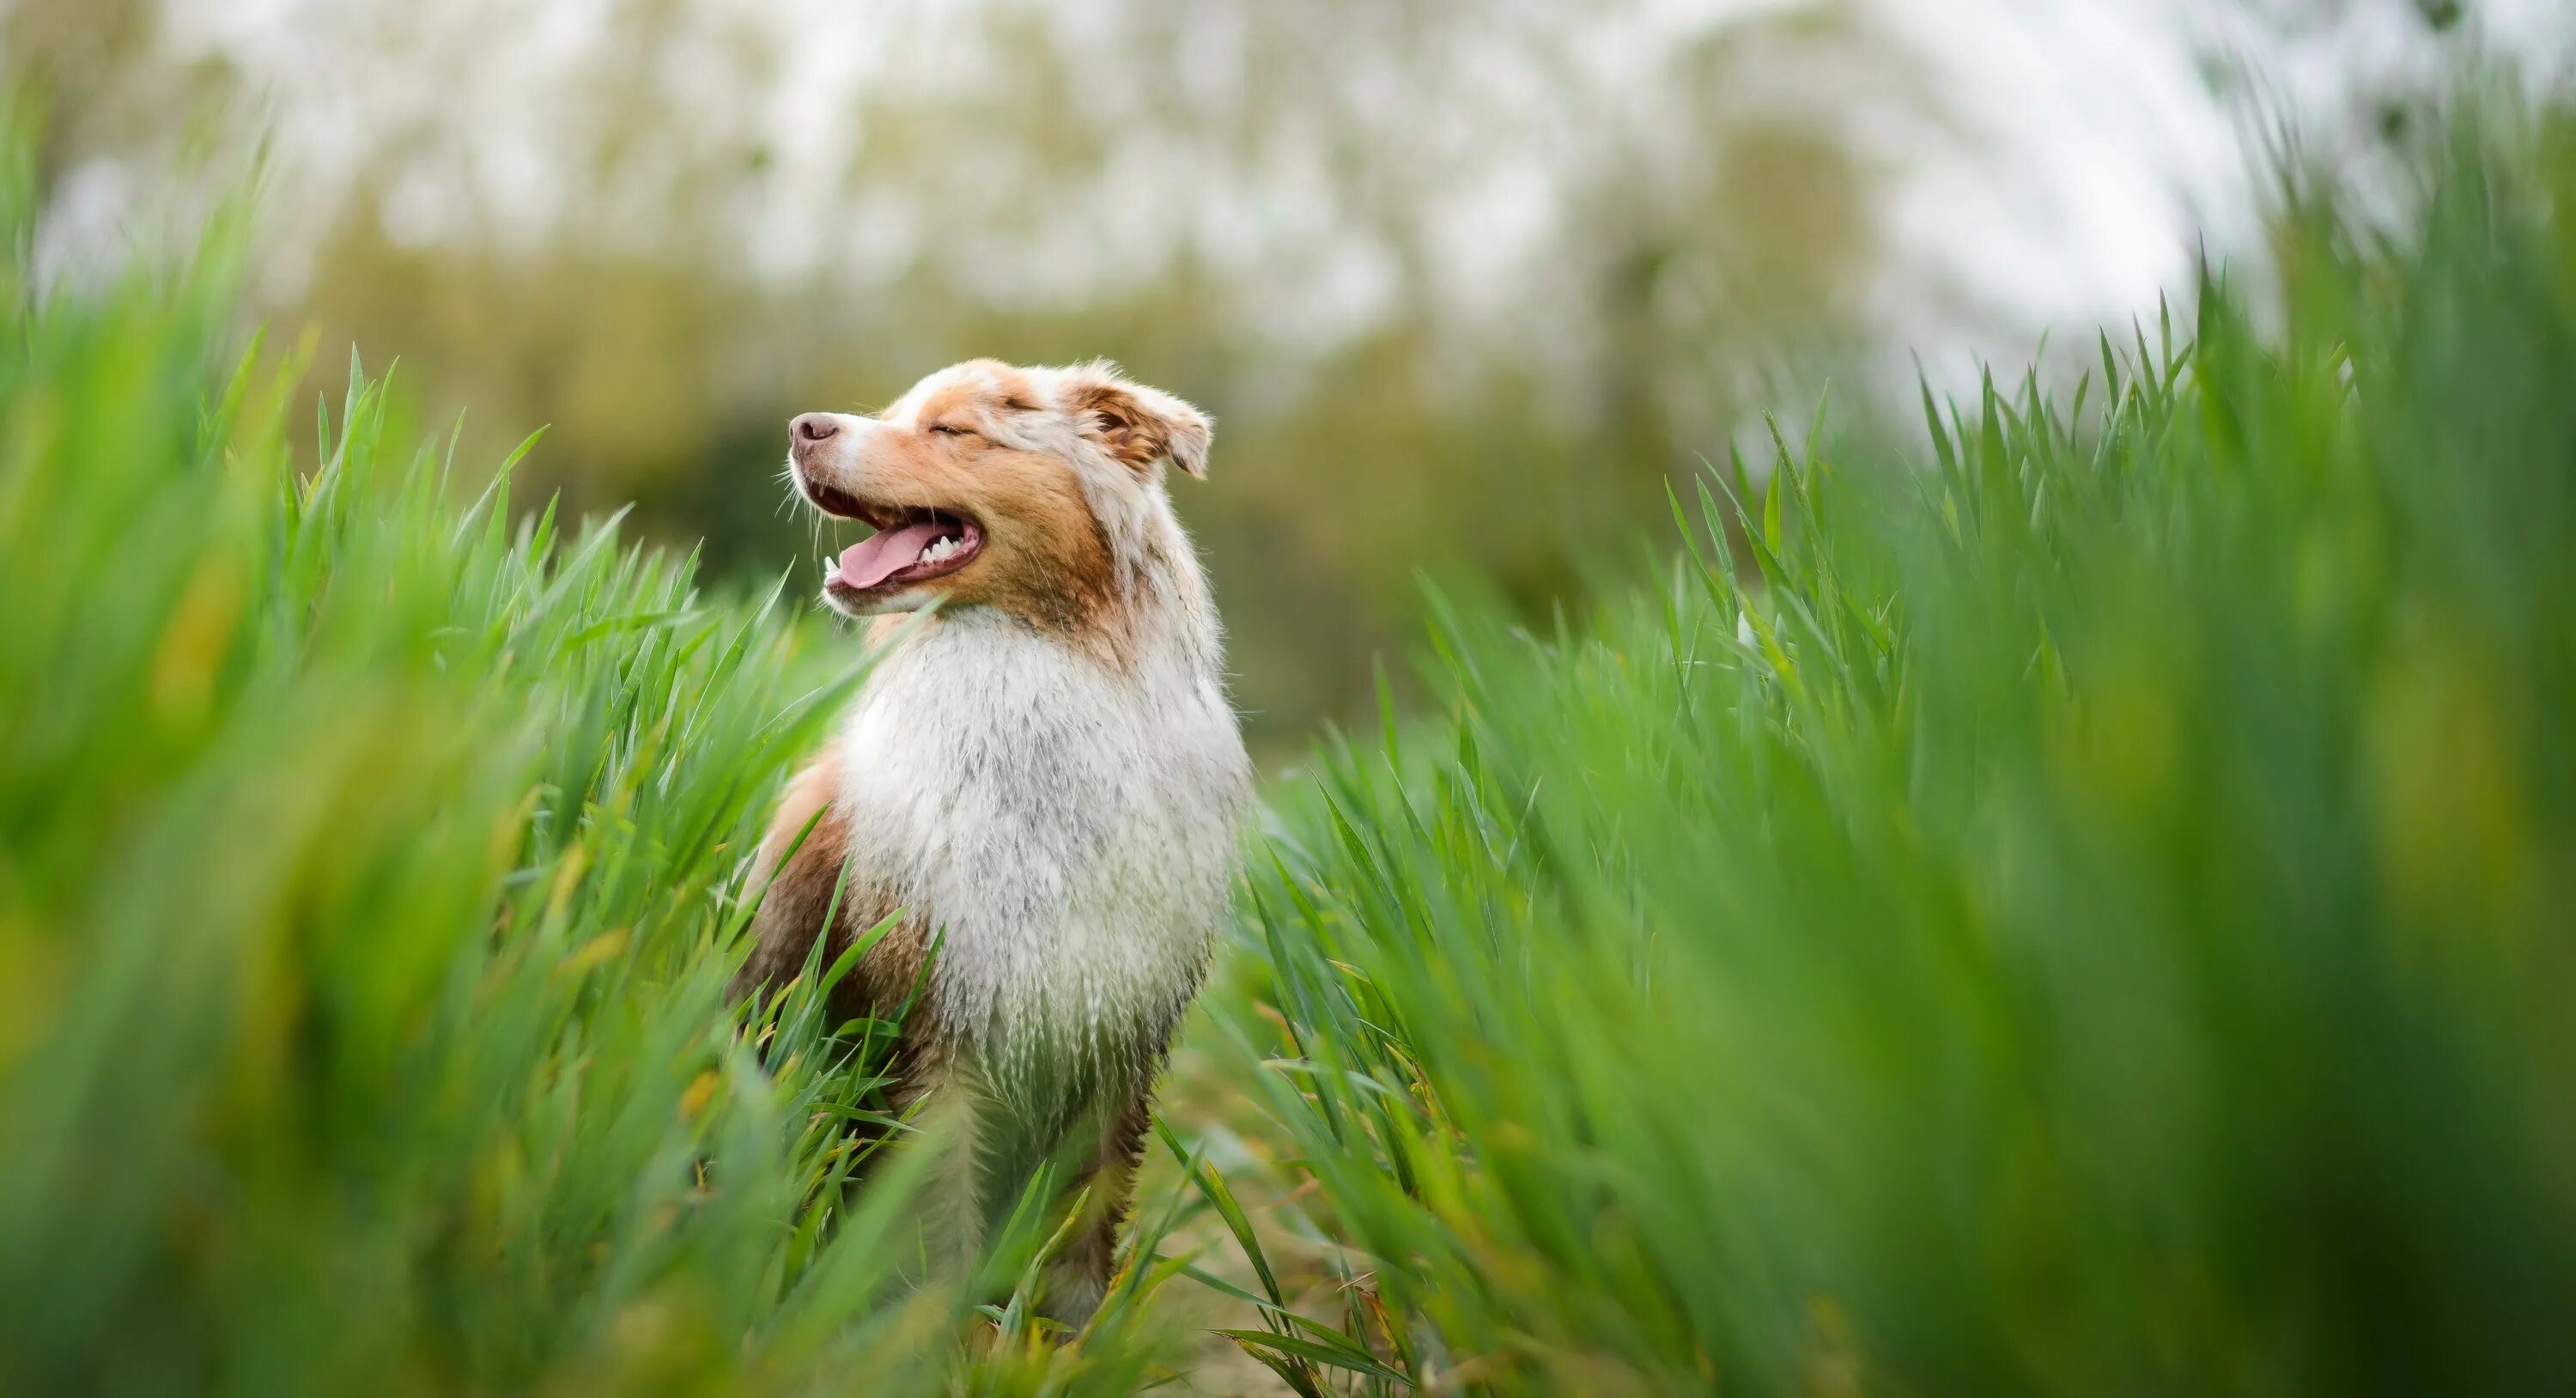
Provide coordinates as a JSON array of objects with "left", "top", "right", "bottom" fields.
[{"left": 835, "top": 513, "right": 1248, "bottom": 1103}]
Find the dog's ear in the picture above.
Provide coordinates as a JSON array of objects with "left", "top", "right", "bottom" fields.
[{"left": 1068, "top": 366, "right": 1212, "bottom": 479}]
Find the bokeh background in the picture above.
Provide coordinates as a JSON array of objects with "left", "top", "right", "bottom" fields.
[{"left": 11, "top": 0, "right": 2569, "bottom": 757}]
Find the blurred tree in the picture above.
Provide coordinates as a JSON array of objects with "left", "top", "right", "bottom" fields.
[{"left": 18, "top": 0, "right": 2347, "bottom": 753}]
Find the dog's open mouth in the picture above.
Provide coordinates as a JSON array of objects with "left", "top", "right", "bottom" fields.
[
  {"left": 827, "top": 509, "right": 981, "bottom": 593},
  {"left": 801, "top": 477, "right": 984, "bottom": 593}
]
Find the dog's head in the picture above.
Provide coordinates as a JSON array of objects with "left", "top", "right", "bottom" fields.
[{"left": 787, "top": 359, "right": 1212, "bottom": 630}]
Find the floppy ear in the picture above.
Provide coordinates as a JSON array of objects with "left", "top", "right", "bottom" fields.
[{"left": 1069, "top": 368, "right": 1212, "bottom": 479}]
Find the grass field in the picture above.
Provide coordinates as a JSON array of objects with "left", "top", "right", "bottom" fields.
[{"left": 5, "top": 95, "right": 2573, "bottom": 1395}]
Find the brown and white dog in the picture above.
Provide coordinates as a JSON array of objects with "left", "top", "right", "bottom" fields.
[{"left": 737, "top": 359, "right": 1249, "bottom": 1320}]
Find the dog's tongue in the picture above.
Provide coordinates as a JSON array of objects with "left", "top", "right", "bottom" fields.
[{"left": 838, "top": 522, "right": 944, "bottom": 588}]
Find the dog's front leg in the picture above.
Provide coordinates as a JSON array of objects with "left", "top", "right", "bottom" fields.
[
  {"left": 1038, "top": 1076, "right": 1155, "bottom": 1328},
  {"left": 733, "top": 745, "right": 852, "bottom": 1009}
]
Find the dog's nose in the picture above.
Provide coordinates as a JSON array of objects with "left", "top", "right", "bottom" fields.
[{"left": 792, "top": 413, "right": 840, "bottom": 444}]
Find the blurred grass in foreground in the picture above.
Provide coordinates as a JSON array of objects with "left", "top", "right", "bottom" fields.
[
  {"left": 1206, "top": 96, "right": 2576, "bottom": 1395},
  {"left": 0, "top": 120, "right": 1206, "bottom": 1394}
]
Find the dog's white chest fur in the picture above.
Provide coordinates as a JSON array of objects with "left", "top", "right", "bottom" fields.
[{"left": 835, "top": 613, "right": 1248, "bottom": 1078}]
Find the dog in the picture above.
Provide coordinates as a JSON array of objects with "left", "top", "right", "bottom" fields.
[{"left": 736, "top": 358, "right": 1249, "bottom": 1322}]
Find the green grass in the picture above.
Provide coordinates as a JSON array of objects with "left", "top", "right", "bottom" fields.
[
  {"left": 1203, "top": 100, "right": 2576, "bottom": 1395},
  {"left": 6, "top": 89, "right": 2575, "bottom": 1398}
]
